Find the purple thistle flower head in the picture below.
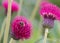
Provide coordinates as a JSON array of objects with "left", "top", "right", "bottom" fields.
[
  {"left": 11, "top": 16, "right": 32, "bottom": 40},
  {"left": 2, "top": 0, "right": 19, "bottom": 14},
  {"left": 39, "top": 2, "right": 60, "bottom": 28}
]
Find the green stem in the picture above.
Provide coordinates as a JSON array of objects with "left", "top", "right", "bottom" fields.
[
  {"left": 0, "top": 18, "right": 6, "bottom": 42},
  {"left": 43, "top": 28, "right": 48, "bottom": 43},
  {"left": 17, "top": 0, "right": 23, "bottom": 16},
  {"left": 30, "top": 0, "right": 41, "bottom": 21},
  {"left": 3, "top": 0, "right": 12, "bottom": 43},
  {"left": 9, "top": 38, "right": 14, "bottom": 43}
]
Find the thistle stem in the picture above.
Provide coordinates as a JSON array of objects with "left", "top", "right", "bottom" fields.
[
  {"left": 17, "top": 0, "right": 23, "bottom": 16},
  {"left": 30, "top": 0, "right": 41, "bottom": 21},
  {"left": 19, "top": 39, "right": 24, "bottom": 43},
  {"left": 43, "top": 28, "right": 48, "bottom": 43},
  {"left": 3, "top": 0, "right": 12, "bottom": 43},
  {"left": 9, "top": 38, "right": 14, "bottom": 43},
  {"left": 0, "top": 18, "right": 6, "bottom": 42},
  {"left": 9, "top": 38, "right": 21, "bottom": 43}
]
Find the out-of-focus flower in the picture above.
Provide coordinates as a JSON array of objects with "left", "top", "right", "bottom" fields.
[
  {"left": 39, "top": 2, "right": 60, "bottom": 28},
  {"left": 39, "top": 2, "right": 60, "bottom": 20},
  {"left": 2, "top": 0, "right": 19, "bottom": 14},
  {"left": 11, "top": 16, "right": 32, "bottom": 40}
]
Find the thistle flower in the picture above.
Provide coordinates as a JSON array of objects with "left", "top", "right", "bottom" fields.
[
  {"left": 39, "top": 2, "right": 60, "bottom": 28},
  {"left": 2, "top": 0, "right": 19, "bottom": 14},
  {"left": 11, "top": 16, "right": 32, "bottom": 40}
]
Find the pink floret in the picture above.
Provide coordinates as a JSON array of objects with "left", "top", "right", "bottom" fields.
[
  {"left": 11, "top": 16, "right": 32, "bottom": 40},
  {"left": 39, "top": 2, "right": 60, "bottom": 20}
]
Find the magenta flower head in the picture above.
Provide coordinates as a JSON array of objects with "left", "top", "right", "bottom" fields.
[
  {"left": 11, "top": 16, "right": 32, "bottom": 40},
  {"left": 2, "top": 0, "right": 19, "bottom": 14},
  {"left": 39, "top": 2, "right": 60, "bottom": 28}
]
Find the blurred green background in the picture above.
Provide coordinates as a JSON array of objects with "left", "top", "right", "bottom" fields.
[{"left": 0, "top": 0, "right": 60, "bottom": 43}]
